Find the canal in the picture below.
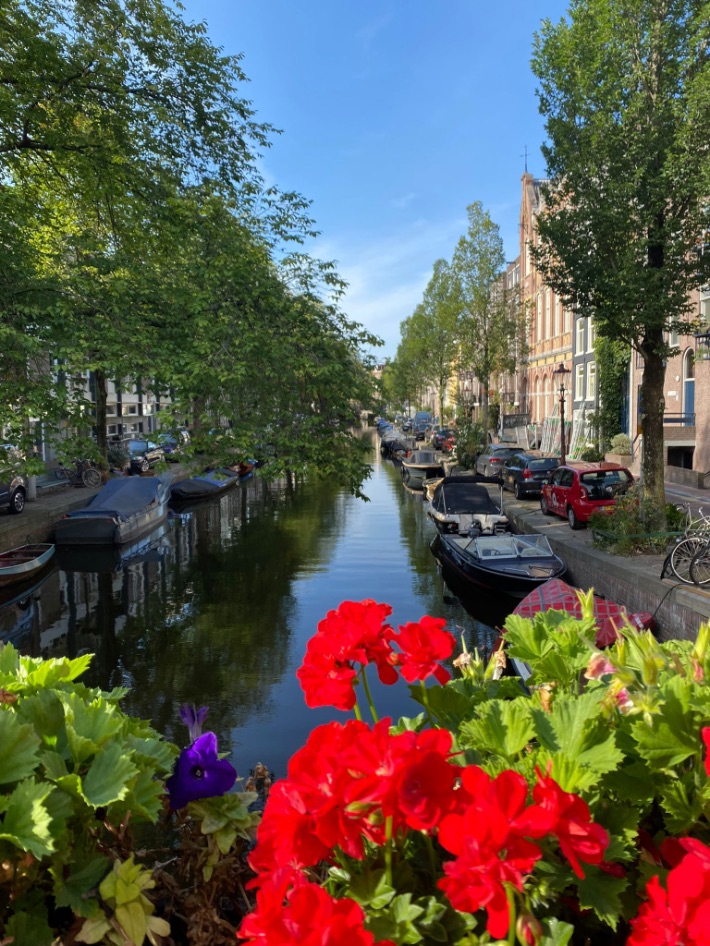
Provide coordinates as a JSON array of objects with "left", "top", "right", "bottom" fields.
[{"left": 1, "top": 430, "right": 513, "bottom": 778}]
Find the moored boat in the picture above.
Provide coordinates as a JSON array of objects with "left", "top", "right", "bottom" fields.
[
  {"left": 401, "top": 450, "right": 445, "bottom": 489},
  {"left": 430, "top": 531, "right": 566, "bottom": 600},
  {"left": 427, "top": 476, "right": 509, "bottom": 536},
  {"left": 169, "top": 468, "right": 240, "bottom": 504},
  {"left": 54, "top": 474, "right": 173, "bottom": 546},
  {"left": 0, "top": 543, "right": 56, "bottom": 587}
]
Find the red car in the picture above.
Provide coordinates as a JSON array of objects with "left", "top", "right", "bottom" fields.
[{"left": 540, "top": 463, "right": 634, "bottom": 530}]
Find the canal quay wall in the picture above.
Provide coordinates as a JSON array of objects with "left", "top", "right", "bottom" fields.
[{"left": 497, "top": 492, "right": 710, "bottom": 644}]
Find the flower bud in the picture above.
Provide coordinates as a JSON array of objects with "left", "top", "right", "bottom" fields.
[
  {"left": 692, "top": 623, "right": 710, "bottom": 663},
  {"left": 516, "top": 913, "right": 543, "bottom": 946}
]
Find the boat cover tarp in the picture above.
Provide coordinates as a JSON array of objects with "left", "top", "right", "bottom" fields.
[
  {"left": 170, "top": 469, "right": 237, "bottom": 500},
  {"left": 437, "top": 482, "right": 502, "bottom": 515},
  {"left": 509, "top": 578, "right": 654, "bottom": 648},
  {"left": 63, "top": 474, "right": 173, "bottom": 521}
]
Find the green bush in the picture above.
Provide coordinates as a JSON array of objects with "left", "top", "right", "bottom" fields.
[
  {"left": 453, "top": 420, "right": 485, "bottom": 469},
  {"left": 609, "top": 432, "right": 632, "bottom": 455},
  {"left": 579, "top": 446, "right": 604, "bottom": 462},
  {"left": 590, "top": 486, "right": 675, "bottom": 553}
]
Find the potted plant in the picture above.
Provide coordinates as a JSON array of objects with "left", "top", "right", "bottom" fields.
[{"left": 605, "top": 432, "right": 633, "bottom": 466}]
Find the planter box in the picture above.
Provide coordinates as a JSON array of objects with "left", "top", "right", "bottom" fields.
[{"left": 604, "top": 453, "right": 633, "bottom": 467}]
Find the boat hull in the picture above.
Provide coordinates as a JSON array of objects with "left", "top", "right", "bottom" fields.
[
  {"left": 430, "top": 533, "right": 566, "bottom": 600},
  {"left": 0, "top": 544, "right": 56, "bottom": 587}
]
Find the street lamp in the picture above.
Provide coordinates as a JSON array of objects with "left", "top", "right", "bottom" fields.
[{"left": 554, "top": 364, "right": 570, "bottom": 465}]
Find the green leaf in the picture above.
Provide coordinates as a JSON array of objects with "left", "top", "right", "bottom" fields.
[
  {"left": 0, "top": 778, "right": 55, "bottom": 857},
  {"left": 632, "top": 678, "right": 700, "bottom": 769},
  {"left": 461, "top": 698, "right": 534, "bottom": 759},
  {"left": 540, "top": 918, "right": 575, "bottom": 946},
  {"left": 576, "top": 867, "right": 627, "bottom": 929},
  {"left": 115, "top": 900, "right": 148, "bottom": 946},
  {"left": 76, "top": 915, "right": 112, "bottom": 944},
  {"left": 660, "top": 775, "right": 705, "bottom": 833},
  {"left": 54, "top": 856, "right": 109, "bottom": 914},
  {"left": 0, "top": 709, "right": 41, "bottom": 784},
  {"left": 83, "top": 743, "right": 138, "bottom": 808},
  {"left": 343, "top": 868, "right": 396, "bottom": 910},
  {"left": 366, "top": 892, "right": 426, "bottom": 945},
  {"left": 6, "top": 909, "right": 56, "bottom": 946}
]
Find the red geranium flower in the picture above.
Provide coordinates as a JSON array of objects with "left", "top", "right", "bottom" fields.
[
  {"left": 437, "top": 766, "right": 544, "bottom": 939},
  {"left": 296, "top": 600, "right": 398, "bottom": 710},
  {"left": 239, "top": 871, "right": 396, "bottom": 946},
  {"left": 702, "top": 726, "right": 710, "bottom": 777},
  {"left": 394, "top": 616, "right": 456, "bottom": 684},
  {"left": 520, "top": 767, "right": 609, "bottom": 878}
]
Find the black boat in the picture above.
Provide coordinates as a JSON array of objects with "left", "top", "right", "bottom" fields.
[
  {"left": 427, "top": 477, "right": 509, "bottom": 536},
  {"left": 430, "top": 531, "right": 566, "bottom": 600},
  {"left": 170, "top": 467, "right": 240, "bottom": 504},
  {"left": 54, "top": 474, "right": 173, "bottom": 546}
]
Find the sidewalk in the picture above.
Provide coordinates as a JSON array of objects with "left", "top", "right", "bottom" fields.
[{"left": 0, "top": 466, "right": 191, "bottom": 551}]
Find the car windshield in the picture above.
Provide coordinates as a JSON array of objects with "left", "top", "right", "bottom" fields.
[
  {"left": 128, "top": 441, "right": 148, "bottom": 453},
  {"left": 495, "top": 448, "right": 522, "bottom": 457}
]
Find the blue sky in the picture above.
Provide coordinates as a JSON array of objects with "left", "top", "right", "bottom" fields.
[{"left": 178, "top": 0, "right": 570, "bottom": 358}]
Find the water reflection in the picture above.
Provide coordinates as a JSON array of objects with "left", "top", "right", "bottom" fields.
[{"left": 2, "top": 433, "right": 515, "bottom": 776}]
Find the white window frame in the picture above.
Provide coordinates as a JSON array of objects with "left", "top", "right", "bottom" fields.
[
  {"left": 575, "top": 364, "right": 585, "bottom": 401},
  {"left": 576, "top": 319, "right": 585, "bottom": 355},
  {"left": 587, "top": 318, "right": 595, "bottom": 353},
  {"left": 586, "top": 361, "right": 596, "bottom": 402}
]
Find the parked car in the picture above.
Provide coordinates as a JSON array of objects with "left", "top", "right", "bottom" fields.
[
  {"left": 156, "top": 429, "right": 190, "bottom": 462},
  {"left": 0, "top": 445, "right": 27, "bottom": 515},
  {"left": 431, "top": 427, "right": 456, "bottom": 451},
  {"left": 474, "top": 444, "right": 524, "bottom": 478},
  {"left": 502, "top": 452, "right": 560, "bottom": 499},
  {"left": 540, "top": 463, "right": 634, "bottom": 530},
  {"left": 121, "top": 438, "right": 165, "bottom": 474},
  {"left": 414, "top": 423, "right": 430, "bottom": 442}
]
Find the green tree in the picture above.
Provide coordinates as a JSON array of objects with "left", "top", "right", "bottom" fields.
[
  {"left": 451, "top": 202, "right": 522, "bottom": 437},
  {"left": 416, "top": 259, "right": 460, "bottom": 424},
  {"left": 532, "top": 0, "right": 710, "bottom": 515}
]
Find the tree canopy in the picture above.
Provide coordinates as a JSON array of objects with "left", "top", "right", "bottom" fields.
[
  {"left": 532, "top": 0, "right": 710, "bottom": 510},
  {"left": 0, "top": 0, "right": 379, "bottom": 493}
]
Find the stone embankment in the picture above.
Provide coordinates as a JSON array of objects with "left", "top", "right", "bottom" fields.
[{"left": 498, "top": 491, "right": 710, "bottom": 643}]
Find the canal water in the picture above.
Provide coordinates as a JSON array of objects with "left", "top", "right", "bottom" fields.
[{"left": 1, "top": 431, "right": 513, "bottom": 779}]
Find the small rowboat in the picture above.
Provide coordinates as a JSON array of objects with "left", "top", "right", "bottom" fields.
[{"left": 0, "top": 543, "right": 56, "bottom": 587}]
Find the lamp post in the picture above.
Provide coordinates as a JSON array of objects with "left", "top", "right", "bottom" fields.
[{"left": 554, "top": 364, "right": 570, "bottom": 465}]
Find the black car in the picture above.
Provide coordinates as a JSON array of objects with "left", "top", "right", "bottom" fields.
[
  {"left": 474, "top": 444, "right": 524, "bottom": 478},
  {"left": 502, "top": 452, "right": 560, "bottom": 499},
  {"left": 121, "top": 438, "right": 165, "bottom": 474},
  {"left": 0, "top": 445, "right": 27, "bottom": 514}
]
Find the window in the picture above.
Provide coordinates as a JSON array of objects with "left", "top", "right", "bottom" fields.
[
  {"left": 576, "top": 318, "right": 585, "bottom": 354},
  {"left": 545, "top": 290, "right": 552, "bottom": 339},
  {"left": 588, "top": 318, "right": 595, "bottom": 352},
  {"left": 574, "top": 364, "right": 584, "bottom": 400},
  {"left": 669, "top": 329, "right": 680, "bottom": 348},
  {"left": 586, "top": 361, "right": 596, "bottom": 402}
]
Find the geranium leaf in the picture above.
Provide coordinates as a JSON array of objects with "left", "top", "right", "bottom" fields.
[
  {"left": 344, "top": 868, "right": 395, "bottom": 910},
  {"left": 540, "top": 918, "right": 575, "bottom": 946},
  {"left": 6, "top": 909, "right": 56, "bottom": 946},
  {"left": 660, "top": 775, "right": 705, "bottom": 833},
  {"left": 0, "top": 778, "right": 55, "bottom": 857},
  {"left": 0, "top": 710, "right": 40, "bottom": 784},
  {"left": 54, "top": 856, "right": 109, "bottom": 913},
  {"left": 460, "top": 698, "right": 534, "bottom": 760},
  {"left": 576, "top": 867, "right": 626, "bottom": 928},
  {"left": 83, "top": 743, "right": 137, "bottom": 808},
  {"left": 108, "top": 769, "right": 166, "bottom": 824}
]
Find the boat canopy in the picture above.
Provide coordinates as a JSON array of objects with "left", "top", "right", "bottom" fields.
[
  {"left": 437, "top": 482, "right": 501, "bottom": 515},
  {"left": 64, "top": 474, "right": 173, "bottom": 521}
]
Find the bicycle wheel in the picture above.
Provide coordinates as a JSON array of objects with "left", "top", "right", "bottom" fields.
[
  {"left": 690, "top": 542, "right": 710, "bottom": 586},
  {"left": 82, "top": 467, "right": 102, "bottom": 488},
  {"left": 669, "top": 537, "right": 704, "bottom": 583}
]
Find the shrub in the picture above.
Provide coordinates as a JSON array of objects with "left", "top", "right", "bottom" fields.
[
  {"left": 609, "top": 432, "right": 632, "bottom": 455},
  {"left": 579, "top": 445, "right": 605, "bottom": 462}
]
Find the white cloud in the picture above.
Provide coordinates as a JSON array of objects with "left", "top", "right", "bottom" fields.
[{"left": 311, "top": 215, "right": 465, "bottom": 357}]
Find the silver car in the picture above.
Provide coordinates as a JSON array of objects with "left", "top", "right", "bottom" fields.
[{"left": 0, "top": 445, "right": 28, "bottom": 514}]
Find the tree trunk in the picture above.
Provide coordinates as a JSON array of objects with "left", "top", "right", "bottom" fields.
[
  {"left": 639, "top": 337, "right": 666, "bottom": 527},
  {"left": 94, "top": 369, "right": 108, "bottom": 459}
]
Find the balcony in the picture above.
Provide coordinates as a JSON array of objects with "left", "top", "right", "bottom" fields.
[{"left": 663, "top": 412, "right": 695, "bottom": 426}]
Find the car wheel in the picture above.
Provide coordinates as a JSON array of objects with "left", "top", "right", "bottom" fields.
[
  {"left": 540, "top": 495, "right": 551, "bottom": 515},
  {"left": 567, "top": 505, "right": 584, "bottom": 530},
  {"left": 9, "top": 487, "right": 25, "bottom": 514},
  {"left": 140, "top": 458, "right": 150, "bottom": 473},
  {"left": 514, "top": 482, "right": 523, "bottom": 499}
]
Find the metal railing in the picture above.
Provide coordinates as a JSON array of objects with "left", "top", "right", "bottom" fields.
[{"left": 664, "top": 412, "right": 696, "bottom": 426}]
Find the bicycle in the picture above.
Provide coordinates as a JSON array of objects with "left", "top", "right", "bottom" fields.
[
  {"left": 54, "top": 458, "right": 103, "bottom": 489},
  {"left": 666, "top": 504, "right": 710, "bottom": 583}
]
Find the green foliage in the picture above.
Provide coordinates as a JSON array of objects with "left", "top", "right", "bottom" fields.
[
  {"left": 0, "top": 645, "right": 176, "bottom": 940},
  {"left": 590, "top": 486, "right": 675, "bottom": 553},
  {"left": 609, "top": 433, "right": 632, "bottom": 455},
  {"left": 452, "top": 420, "right": 486, "bottom": 470}
]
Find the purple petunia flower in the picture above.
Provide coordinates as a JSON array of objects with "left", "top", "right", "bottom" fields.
[
  {"left": 165, "top": 731, "right": 237, "bottom": 809},
  {"left": 179, "top": 703, "right": 209, "bottom": 744}
]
